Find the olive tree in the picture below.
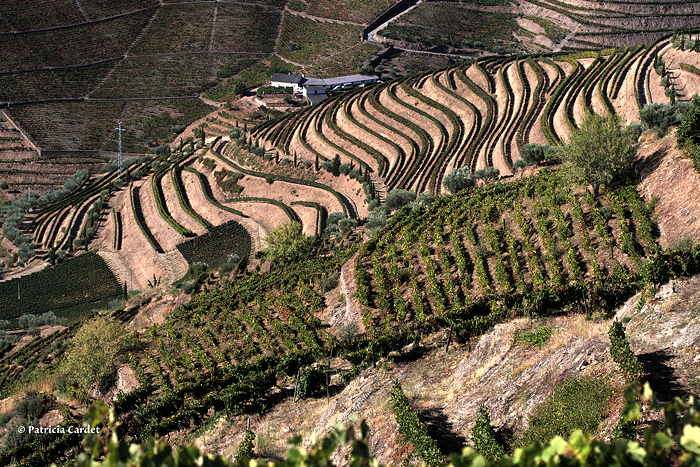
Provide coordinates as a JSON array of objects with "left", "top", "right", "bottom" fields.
[
  {"left": 558, "top": 114, "right": 637, "bottom": 196},
  {"left": 262, "top": 222, "right": 313, "bottom": 263}
]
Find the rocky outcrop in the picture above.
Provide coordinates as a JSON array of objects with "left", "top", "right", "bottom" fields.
[{"left": 197, "top": 274, "right": 700, "bottom": 464}]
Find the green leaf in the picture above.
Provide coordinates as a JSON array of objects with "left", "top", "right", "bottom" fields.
[
  {"left": 653, "top": 432, "right": 674, "bottom": 450},
  {"left": 681, "top": 425, "right": 700, "bottom": 455},
  {"left": 540, "top": 436, "right": 567, "bottom": 461},
  {"left": 568, "top": 430, "right": 592, "bottom": 459}
]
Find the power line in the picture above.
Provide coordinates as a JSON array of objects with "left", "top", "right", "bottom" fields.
[{"left": 115, "top": 120, "right": 125, "bottom": 173}]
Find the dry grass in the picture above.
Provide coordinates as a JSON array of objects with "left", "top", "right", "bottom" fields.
[{"left": 510, "top": 314, "right": 609, "bottom": 377}]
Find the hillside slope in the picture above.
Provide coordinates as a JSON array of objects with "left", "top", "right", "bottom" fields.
[
  {"left": 196, "top": 276, "right": 700, "bottom": 464},
  {"left": 254, "top": 39, "right": 699, "bottom": 194},
  {"left": 375, "top": 0, "right": 700, "bottom": 55}
]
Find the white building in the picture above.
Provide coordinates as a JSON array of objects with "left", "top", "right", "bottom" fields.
[
  {"left": 269, "top": 72, "right": 380, "bottom": 105},
  {"left": 270, "top": 73, "right": 305, "bottom": 94}
]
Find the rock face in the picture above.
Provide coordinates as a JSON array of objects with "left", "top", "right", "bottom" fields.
[
  {"left": 616, "top": 276, "right": 700, "bottom": 401},
  {"left": 447, "top": 322, "right": 610, "bottom": 435},
  {"left": 113, "top": 364, "right": 140, "bottom": 399},
  {"left": 198, "top": 275, "right": 700, "bottom": 465},
  {"left": 38, "top": 409, "right": 64, "bottom": 427}
]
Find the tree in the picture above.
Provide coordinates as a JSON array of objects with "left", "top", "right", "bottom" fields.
[
  {"left": 558, "top": 114, "right": 636, "bottom": 196},
  {"left": 330, "top": 154, "right": 341, "bottom": 176},
  {"left": 262, "top": 222, "right": 313, "bottom": 263},
  {"left": 384, "top": 189, "right": 416, "bottom": 211},
  {"left": 57, "top": 317, "right": 134, "bottom": 400},
  {"left": 443, "top": 167, "right": 474, "bottom": 194}
]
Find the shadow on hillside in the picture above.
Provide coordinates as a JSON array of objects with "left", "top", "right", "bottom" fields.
[
  {"left": 636, "top": 148, "right": 666, "bottom": 179},
  {"left": 391, "top": 345, "right": 430, "bottom": 363},
  {"left": 419, "top": 407, "right": 467, "bottom": 455},
  {"left": 638, "top": 349, "right": 686, "bottom": 402}
]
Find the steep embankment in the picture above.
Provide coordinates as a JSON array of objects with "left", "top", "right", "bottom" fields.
[
  {"left": 196, "top": 276, "right": 700, "bottom": 464},
  {"left": 637, "top": 131, "right": 700, "bottom": 248},
  {"left": 191, "top": 135, "right": 700, "bottom": 463}
]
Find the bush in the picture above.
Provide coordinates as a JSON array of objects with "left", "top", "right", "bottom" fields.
[
  {"left": 325, "top": 212, "right": 346, "bottom": 234},
  {"left": 57, "top": 317, "right": 135, "bottom": 400},
  {"left": 640, "top": 103, "right": 687, "bottom": 135},
  {"left": 443, "top": 167, "right": 474, "bottom": 194},
  {"left": 625, "top": 122, "right": 644, "bottom": 141},
  {"left": 521, "top": 143, "right": 557, "bottom": 165},
  {"left": 365, "top": 207, "right": 388, "bottom": 233},
  {"left": 677, "top": 96, "right": 700, "bottom": 170},
  {"left": 262, "top": 222, "right": 313, "bottom": 264},
  {"left": 473, "top": 167, "right": 500, "bottom": 180},
  {"left": 608, "top": 321, "right": 644, "bottom": 382},
  {"left": 16, "top": 311, "right": 61, "bottom": 329},
  {"left": 409, "top": 192, "right": 436, "bottom": 213},
  {"left": 385, "top": 189, "right": 416, "bottom": 212},
  {"left": 234, "top": 430, "right": 256, "bottom": 466},
  {"left": 517, "top": 377, "right": 612, "bottom": 447},
  {"left": 296, "top": 365, "right": 329, "bottom": 399},
  {"left": 13, "top": 391, "right": 46, "bottom": 421},
  {"left": 472, "top": 405, "right": 506, "bottom": 459}
]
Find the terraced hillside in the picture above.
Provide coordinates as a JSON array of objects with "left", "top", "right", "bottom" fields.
[
  {"left": 0, "top": 0, "right": 279, "bottom": 158},
  {"left": 0, "top": 113, "right": 108, "bottom": 195},
  {"left": 354, "top": 170, "right": 658, "bottom": 336},
  {"left": 16, "top": 106, "right": 366, "bottom": 289},
  {"left": 376, "top": 0, "right": 700, "bottom": 54},
  {"left": 0, "top": 0, "right": 393, "bottom": 161},
  {"left": 253, "top": 39, "right": 699, "bottom": 194},
  {"left": 5, "top": 135, "right": 700, "bottom": 466}
]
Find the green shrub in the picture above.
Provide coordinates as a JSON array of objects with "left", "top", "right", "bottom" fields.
[
  {"left": 262, "top": 222, "right": 313, "bottom": 264},
  {"left": 513, "top": 325, "right": 552, "bottom": 349},
  {"left": 13, "top": 391, "right": 47, "bottom": 421},
  {"left": 385, "top": 189, "right": 416, "bottom": 212},
  {"left": 521, "top": 143, "right": 557, "bottom": 165},
  {"left": 472, "top": 405, "right": 506, "bottom": 459},
  {"left": 608, "top": 320, "right": 644, "bottom": 382},
  {"left": 56, "top": 317, "right": 135, "bottom": 400},
  {"left": 390, "top": 382, "right": 445, "bottom": 466},
  {"left": 677, "top": 97, "right": 700, "bottom": 170},
  {"left": 443, "top": 167, "right": 475, "bottom": 194},
  {"left": 234, "top": 430, "right": 256, "bottom": 466},
  {"left": 640, "top": 103, "right": 687, "bottom": 136},
  {"left": 517, "top": 377, "right": 612, "bottom": 447}
]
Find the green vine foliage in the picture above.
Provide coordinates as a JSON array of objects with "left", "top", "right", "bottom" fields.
[
  {"left": 471, "top": 405, "right": 506, "bottom": 460},
  {"left": 68, "top": 382, "right": 700, "bottom": 466},
  {"left": 390, "top": 381, "right": 445, "bottom": 466},
  {"left": 234, "top": 430, "right": 256, "bottom": 466},
  {"left": 608, "top": 321, "right": 645, "bottom": 382}
]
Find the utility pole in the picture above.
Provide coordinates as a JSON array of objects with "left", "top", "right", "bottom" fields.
[{"left": 115, "top": 120, "right": 125, "bottom": 173}]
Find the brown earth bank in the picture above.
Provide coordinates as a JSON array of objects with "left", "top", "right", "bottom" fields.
[
  {"left": 193, "top": 275, "right": 700, "bottom": 464},
  {"left": 637, "top": 130, "right": 700, "bottom": 248}
]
